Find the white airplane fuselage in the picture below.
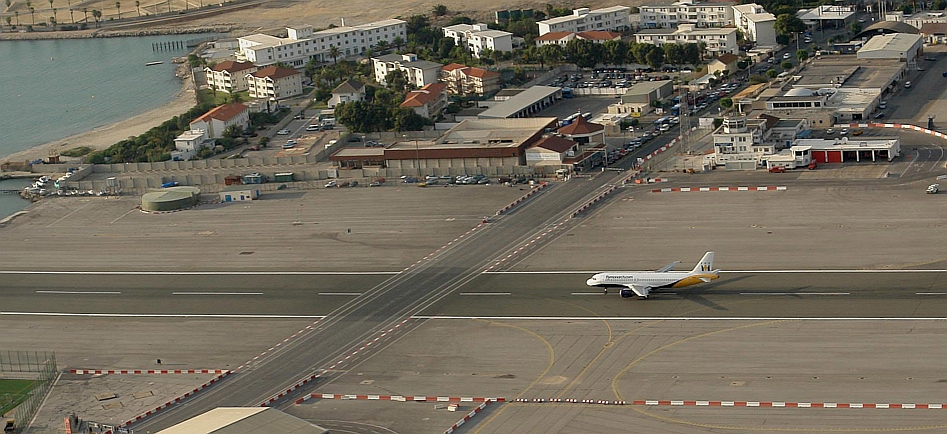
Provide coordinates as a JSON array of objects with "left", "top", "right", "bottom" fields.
[{"left": 585, "top": 252, "right": 719, "bottom": 298}]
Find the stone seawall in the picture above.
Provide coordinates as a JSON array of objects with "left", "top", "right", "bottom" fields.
[{"left": 0, "top": 26, "right": 231, "bottom": 40}]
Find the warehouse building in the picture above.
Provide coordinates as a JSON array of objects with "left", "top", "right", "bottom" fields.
[
  {"left": 219, "top": 185, "right": 260, "bottom": 202},
  {"left": 856, "top": 33, "right": 923, "bottom": 63},
  {"left": 329, "top": 117, "right": 558, "bottom": 172},
  {"left": 477, "top": 86, "right": 562, "bottom": 119}
]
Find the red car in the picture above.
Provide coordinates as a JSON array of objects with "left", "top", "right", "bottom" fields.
[{"left": 769, "top": 166, "right": 786, "bottom": 173}]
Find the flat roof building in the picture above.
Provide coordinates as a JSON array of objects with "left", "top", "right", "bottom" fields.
[
  {"left": 477, "top": 86, "right": 562, "bottom": 119},
  {"left": 638, "top": 0, "right": 735, "bottom": 29},
  {"left": 634, "top": 24, "right": 738, "bottom": 54},
  {"left": 856, "top": 33, "right": 923, "bottom": 63},
  {"left": 537, "top": 6, "right": 632, "bottom": 36},
  {"left": 620, "top": 80, "right": 674, "bottom": 104},
  {"left": 155, "top": 407, "right": 327, "bottom": 434}
]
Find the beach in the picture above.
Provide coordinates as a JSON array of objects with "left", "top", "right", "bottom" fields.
[{"left": 2, "top": 75, "right": 197, "bottom": 165}]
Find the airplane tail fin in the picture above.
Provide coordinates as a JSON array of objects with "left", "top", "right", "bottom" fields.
[{"left": 691, "top": 252, "right": 715, "bottom": 274}]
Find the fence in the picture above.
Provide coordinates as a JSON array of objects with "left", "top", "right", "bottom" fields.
[{"left": 0, "top": 351, "right": 58, "bottom": 434}]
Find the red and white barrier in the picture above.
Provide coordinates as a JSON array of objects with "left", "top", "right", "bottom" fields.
[
  {"left": 118, "top": 371, "right": 231, "bottom": 428},
  {"left": 839, "top": 122, "right": 947, "bottom": 140},
  {"left": 511, "top": 397, "right": 946, "bottom": 409},
  {"left": 70, "top": 369, "right": 228, "bottom": 375},
  {"left": 570, "top": 184, "right": 621, "bottom": 217},
  {"left": 495, "top": 182, "right": 548, "bottom": 216},
  {"left": 296, "top": 393, "right": 505, "bottom": 405},
  {"left": 651, "top": 186, "right": 787, "bottom": 193},
  {"left": 443, "top": 399, "right": 495, "bottom": 434}
]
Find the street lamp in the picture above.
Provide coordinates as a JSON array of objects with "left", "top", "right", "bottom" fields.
[{"left": 403, "top": 134, "right": 421, "bottom": 178}]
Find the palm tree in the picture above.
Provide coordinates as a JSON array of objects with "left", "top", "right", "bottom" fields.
[
  {"left": 115, "top": 1, "right": 120, "bottom": 18},
  {"left": 135, "top": 0, "right": 139, "bottom": 16},
  {"left": 49, "top": 15, "right": 55, "bottom": 27},
  {"left": 29, "top": 6, "right": 35, "bottom": 25},
  {"left": 90, "top": 8, "right": 100, "bottom": 27},
  {"left": 329, "top": 46, "right": 340, "bottom": 64},
  {"left": 66, "top": 0, "right": 72, "bottom": 22},
  {"left": 392, "top": 36, "right": 405, "bottom": 51},
  {"left": 4, "top": 16, "right": 11, "bottom": 28},
  {"left": 81, "top": 7, "right": 87, "bottom": 22},
  {"left": 14, "top": 10, "right": 19, "bottom": 26},
  {"left": 47, "top": 0, "right": 53, "bottom": 13},
  {"left": 51, "top": 8, "right": 57, "bottom": 25}
]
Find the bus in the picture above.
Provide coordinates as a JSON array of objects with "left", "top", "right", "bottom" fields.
[
  {"left": 670, "top": 104, "right": 682, "bottom": 116},
  {"left": 561, "top": 87, "right": 574, "bottom": 98},
  {"left": 653, "top": 116, "right": 670, "bottom": 125}
]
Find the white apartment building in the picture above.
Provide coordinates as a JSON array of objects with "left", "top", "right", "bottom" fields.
[
  {"left": 189, "top": 103, "right": 250, "bottom": 139},
  {"left": 372, "top": 53, "right": 443, "bottom": 88},
  {"left": 732, "top": 3, "right": 777, "bottom": 46},
  {"left": 442, "top": 23, "right": 513, "bottom": 58},
  {"left": 205, "top": 61, "right": 259, "bottom": 93},
  {"left": 171, "top": 129, "right": 211, "bottom": 161},
  {"left": 639, "top": 0, "right": 734, "bottom": 29},
  {"left": 246, "top": 66, "right": 304, "bottom": 100},
  {"left": 537, "top": 6, "right": 632, "bottom": 36},
  {"left": 238, "top": 19, "right": 407, "bottom": 67},
  {"left": 635, "top": 24, "right": 738, "bottom": 54}
]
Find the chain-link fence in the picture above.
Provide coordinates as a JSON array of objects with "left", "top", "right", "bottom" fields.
[{"left": 0, "top": 351, "right": 58, "bottom": 434}]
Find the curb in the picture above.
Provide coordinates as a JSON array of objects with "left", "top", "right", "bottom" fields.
[
  {"left": 444, "top": 399, "right": 495, "bottom": 434},
  {"left": 296, "top": 393, "right": 505, "bottom": 405},
  {"left": 119, "top": 371, "right": 231, "bottom": 428},
  {"left": 651, "top": 186, "right": 787, "bottom": 193},
  {"left": 512, "top": 398, "right": 947, "bottom": 409},
  {"left": 70, "top": 369, "right": 228, "bottom": 375},
  {"left": 495, "top": 182, "right": 548, "bottom": 216}
]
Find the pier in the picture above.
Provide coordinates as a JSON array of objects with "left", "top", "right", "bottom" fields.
[{"left": 151, "top": 37, "right": 215, "bottom": 51}]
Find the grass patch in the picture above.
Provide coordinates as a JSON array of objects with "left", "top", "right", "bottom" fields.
[
  {"left": 0, "top": 379, "right": 35, "bottom": 416},
  {"left": 197, "top": 89, "right": 249, "bottom": 106},
  {"left": 60, "top": 146, "right": 93, "bottom": 157}
]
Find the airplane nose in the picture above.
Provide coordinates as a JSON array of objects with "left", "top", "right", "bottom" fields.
[{"left": 586, "top": 278, "right": 596, "bottom": 286}]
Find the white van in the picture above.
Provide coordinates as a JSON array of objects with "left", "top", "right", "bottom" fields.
[{"left": 776, "top": 71, "right": 791, "bottom": 81}]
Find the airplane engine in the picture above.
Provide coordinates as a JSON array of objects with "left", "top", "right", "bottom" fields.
[{"left": 620, "top": 289, "right": 634, "bottom": 298}]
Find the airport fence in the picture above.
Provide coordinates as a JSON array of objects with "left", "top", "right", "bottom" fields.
[{"left": 0, "top": 351, "right": 58, "bottom": 434}]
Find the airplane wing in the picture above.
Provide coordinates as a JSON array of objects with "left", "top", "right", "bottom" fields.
[
  {"left": 654, "top": 261, "right": 681, "bottom": 273},
  {"left": 624, "top": 284, "right": 651, "bottom": 298}
]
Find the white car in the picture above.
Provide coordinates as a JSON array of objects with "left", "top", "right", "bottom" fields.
[
  {"left": 904, "top": 81, "right": 912, "bottom": 88},
  {"left": 305, "top": 124, "right": 321, "bottom": 131},
  {"left": 325, "top": 180, "right": 338, "bottom": 188},
  {"left": 840, "top": 129, "right": 849, "bottom": 136},
  {"left": 825, "top": 128, "right": 836, "bottom": 135},
  {"left": 783, "top": 53, "right": 791, "bottom": 59},
  {"left": 277, "top": 129, "right": 291, "bottom": 135}
]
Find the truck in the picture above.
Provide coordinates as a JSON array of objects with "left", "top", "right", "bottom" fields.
[{"left": 928, "top": 183, "right": 940, "bottom": 194}]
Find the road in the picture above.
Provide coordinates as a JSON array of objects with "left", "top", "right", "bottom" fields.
[{"left": 99, "top": 166, "right": 626, "bottom": 431}]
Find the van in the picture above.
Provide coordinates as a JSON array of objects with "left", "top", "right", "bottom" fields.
[
  {"left": 659, "top": 124, "right": 671, "bottom": 132},
  {"left": 777, "top": 72, "right": 790, "bottom": 81}
]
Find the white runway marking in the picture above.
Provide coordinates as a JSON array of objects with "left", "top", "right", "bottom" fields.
[
  {"left": 571, "top": 292, "right": 605, "bottom": 296},
  {"left": 412, "top": 316, "right": 947, "bottom": 321},
  {"left": 485, "top": 269, "right": 947, "bottom": 274},
  {"left": 917, "top": 292, "right": 947, "bottom": 295},
  {"left": 458, "top": 292, "right": 512, "bottom": 296},
  {"left": 319, "top": 293, "right": 362, "bottom": 296},
  {"left": 1, "top": 271, "right": 401, "bottom": 275},
  {"left": 740, "top": 292, "right": 850, "bottom": 296},
  {"left": 172, "top": 292, "right": 265, "bottom": 295},
  {"left": 36, "top": 290, "right": 121, "bottom": 295},
  {"left": 0, "top": 312, "right": 324, "bottom": 318}
]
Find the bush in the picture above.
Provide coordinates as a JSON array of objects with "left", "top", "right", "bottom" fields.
[{"left": 60, "top": 146, "right": 93, "bottom": 157}]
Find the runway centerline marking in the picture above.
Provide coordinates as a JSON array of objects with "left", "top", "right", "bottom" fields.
[
  {"left": 917, "top": 292, "right": 947, "bottom": 295},
  {"left": 0, "top": 312, "right": 324, "bottom": 318},
  {"left": 571, "top": 292, "right": 605, "bottom": 296},
  {"left": 0, "top": 271, "right": 401, "bottom": 275},
  {"left": 172, "top": 292, "right": 264, "bottom": 295},
  {"left": 411, "top": 316, "right": 947, "bottom": 321},
  {"left": 319, "top": 293, "right": 363, "bottom": 296},
  {"left": 459, "top": 292, "right": 512, "bottom": 296},
  {"left": 36, "top": 290, "right": 121, "bottom": 295},
  {"left": 484, "top": 269, "right": 947, "bottom": 274}
]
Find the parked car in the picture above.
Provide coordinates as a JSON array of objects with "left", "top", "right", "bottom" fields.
[
  {"left": 348, "top": 181, "right": 359, "bottom": 187},
  {"left": 927, "top": 183, "right": 940, "bottom": 194},
  {"left": 808, "top": 160, "right": 818, "bottom": 170},
  {"left": 324, "top": 180, "right": 338, "bottom": 188},
  {"left": 277, "top": 129, "right": 291, "bottom": 135},
  {"left": 840, "top": 129, "right": 849, "bottom": 136},
  {"left": 769, "top": 166, "right": 786, "bottom": 173},
  {"left": 905, "top": 81, "right": 912, "bottom": 88},
  {"left": 306, "top": 124, "right": 321, "bottom": 131},
  {"left": 825, "top": 128, "right": 836, "bottom": 135}
]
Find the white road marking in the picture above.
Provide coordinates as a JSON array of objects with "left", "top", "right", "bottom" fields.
[
  {"left": 484, "top": 269, "right": 947, "bottom": 274},
  {"left": 0, "top": 271, "right": 401, "bottom": 275},
  {"left": 46, "top": 202, "right": 92, "bottom": 228},
  {"left": 36, "top": 290, "right": 121, "bottom": 295},
  {"left": 319, "top": 293, "right": 363, "bottom": 296},
  {"left": 0, "top": 312, "right": 324, "bottom": 318},
  {"left": 571, "top": 292, "right": 605, "bottom": 296},
  {"left": 109, "top": 208, "right": 137, "bottom": 225},
  {"left": 917, "top": 292, "right": 947, "bottom": 295},
  {"left": 458, "top": 292, "right": 512, "bottom": 296},
  {"left": 740, "top": 292, "right": 850, "bottom": 295},
  {"left": 172, "top": 292, "right": 264, "bottom": 295},
  {"left": 411, "top": 316, "right": 947, "bottom": 321}
]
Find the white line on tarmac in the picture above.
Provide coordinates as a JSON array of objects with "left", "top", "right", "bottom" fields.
[
  {"left": 172, "top": 292, "right": 265, "bottom": 295},
  {"left": 740, "top": 292, "right": 850, "bottom": 295},
  {"left": 571, "top": 292, "right": 605, "bottom": 295},
  {"left": 0, "top": 312, "right": 324, "bottom": 318},
  {"left": 319, "top": 293, "right": 362, "bottom": 296},
  {"left": 917, "top": 292, "right": 947, "bottom": 295},
  {"left": 0, "top": 271, "right": 401, "bottom": 275},
  {"left": 411, "top": 316, "right": 947, "bottom": 321},
  {"left": 36, "top": 290, "right": 121, "bottom": 295},
  {"left": 458, "top": 292, "right": 512, "bottom": 296},
  {"left": 109, "top": 208, "right": 137, "bottom": 225},
  {"left": 484, "top": 269, "right": 947, "bottom": 274}
]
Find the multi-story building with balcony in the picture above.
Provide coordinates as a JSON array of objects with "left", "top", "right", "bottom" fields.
[
  {"left": 638, "top": 0, "right": 734, "bottom": 29},
  {"left": 634, "top": 24, "right": 738, "bottom": 54},
  {"left": 537, "top": 6, "right": 631, "bottom": 36}
]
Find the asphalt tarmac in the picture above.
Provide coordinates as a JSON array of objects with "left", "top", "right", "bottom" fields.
[{"left": 4, "top": 271, "right": 946, "bottom": 319}]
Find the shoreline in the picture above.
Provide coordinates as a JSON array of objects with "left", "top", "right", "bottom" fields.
[
  {"left": 2, "top": 70, "right": 197, "bottom": 165},
  {"left": 0, "top": 26, "right": 232, "bottom": 41}
]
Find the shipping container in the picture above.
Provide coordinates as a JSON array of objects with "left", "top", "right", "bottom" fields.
[{"left": 273, "top": 172, "right": 295, "bottom": 182}]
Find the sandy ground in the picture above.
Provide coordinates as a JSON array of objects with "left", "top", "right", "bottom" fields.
[{"left": 1, "top": 77, "right": 196, "bottom": 164}]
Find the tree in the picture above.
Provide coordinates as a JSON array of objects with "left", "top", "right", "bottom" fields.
[
  {"left": 900, "top": 4, "right": 913, "bottom": 14},
  {"left": 223, "top": 124, "right": 243, "bottom": 138},
  {"left": 601, "top": 39, "right": 628, "bottom": 65},
  {"left": 49, "top": 14, "right": 55, "bottom": 27},
  {"left": 736, "top": 59, "right": 749, "bottom": 70},
  {"left": 682, "top": 43, "right": 700, "bottom": 65},
  {"left": 432, "top": 4, "right": 448, "bottom": 16},
  {"left": 935, "top": 0, "right": 947, "bottom": 10},
  {"left": 29, "top": 5, "right": 35, "bottom": 25},
  {"left": 66, "top": 0, "right": 72, "bottom": 22},
  {"left": 849, "top": 21, "right": 862, "bottom": 34},
  {"left": 780, "top": 61, "right": 792, "bottom": 69},
  {"left": 329, "top": 46, "right": 340, "bottom": 64},
  {"left": 645, "top": 45, "right": 665, "bottom": 69},
  {"left": 774, "top": 13, "right": 806, "bottom": 37},
  {"left": 91, "top": 9, "right": 100, "bottom": 27},
  {"left": 663, "top": 43, "right": 685, "bottom": 65},
  {"left": 135, "top": 0, "right": 139, "bottom": 16},
  {"left": 228, "top": 92, "right": 244, "bottom": 104},
  {"left": 47, "top": 0, "right": 53, "bottom": 14},
  {"left": 765, "top": 68, "right": 778, "bottom": 78},
  {"left": 796, "top": 49, "right": 809, "bottom": 62},
  {"left": 538, "top": 44, "right": 562, "bottom": 68},
  {"left": 81, "top": 7, "right": 87, "bottom": 23},
  {"left": 392, "top": 107, "right": 428, "bottom": 131},
  {"left": 697, "top": 41, "right": 707, "bottom": 61},
  {"left": 4, "top": 16, "right": 10, "bottom": 28},
  {"left": 719, "top": 97, "right": 733, "bottom": 109},
  {"left": 392, "top": 36, "right": 405, "bottom": 51},
  {"left": 564, "top": 38, "right": 601, "bottom": 68},
  {"left": 15, "top": 10, "right": 19, "bottom": 26},
  {"left": 385, "top": 69, "right": 408, "bottom": 92},
  {"left": 115, "top": 1, "right": 120, "bottom": 18},
  {"left": 749, "top": 74, "right": 768, "bottom": 84}
]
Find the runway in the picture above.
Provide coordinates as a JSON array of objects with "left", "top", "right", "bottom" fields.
[{"left": 3, "top": 271, "right": 945, "bottom": 318}]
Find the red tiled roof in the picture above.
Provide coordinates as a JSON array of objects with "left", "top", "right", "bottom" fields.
[
  {"left": 714, "top": 53, "right": 739, "bottom": 65},
  {"left": 576, "top": 31, "right": 621, "bottom": 41},
  {"left": 921, "top": 22, "right": 947, "bottom": 34},
  {"left": 210, "top": 60, "right": 257, "bottom": 73},
  {"left": 401, "top": 82, "right": 447, "bottom": 107},
  {"left": 250, "top": 66, "right": 301, "bottom": 80},
  {"left": 531, "top": 135, "right": 576, "bottom": 153},
  {"left": 463, "top": 67, "right": 500, "bottom": 79},
  {"left": 557, "top": 115, "right": 604, "bottom": 135},
  {"left": 442, "top": 63, "right": 468, "bottom": 72},
  {"left": 535, "top": 31, "right": 573, "bottom": 41},
  {"left": 194, "top": 103, "right": 248, "bottom": 123},
  {"left": 757, "top": 113, "right": 779, "bottom": 131}
]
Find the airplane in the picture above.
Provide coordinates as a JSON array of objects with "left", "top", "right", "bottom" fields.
[{"left": 585, "top": 252, "right": 719, "bottom": 299}]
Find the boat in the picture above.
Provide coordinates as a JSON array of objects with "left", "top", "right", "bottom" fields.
[{"left": 145, "top": 61, "right": 164, "bottom": 66}]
